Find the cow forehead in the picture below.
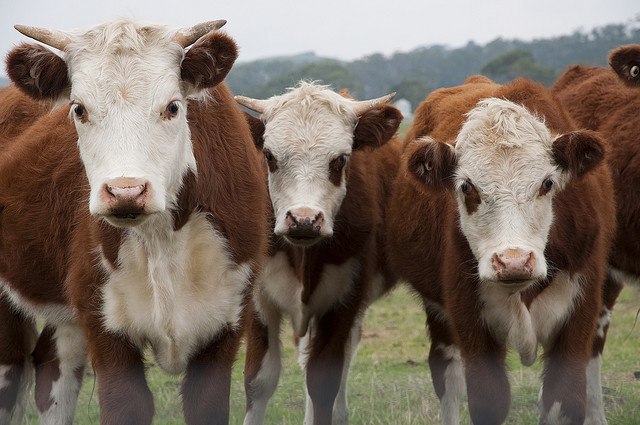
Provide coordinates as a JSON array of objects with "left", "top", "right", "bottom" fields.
[
  {"left": 66, "top": 21, "right": 183, "bottom": 104},
  {"left": 455, "top": 98, "right": 557, "bottom": 186}
]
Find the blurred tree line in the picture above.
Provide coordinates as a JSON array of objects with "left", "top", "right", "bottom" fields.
[{"left": 226, "top": 20, "right": 640, "bottom": 112}]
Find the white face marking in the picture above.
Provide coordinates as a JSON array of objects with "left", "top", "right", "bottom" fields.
[
  {"left": 455, "top": 98, "right": 566, "bottom": 285},
  {"left": 63, "top": 22, "right": 197, "bottom": 224},
  {"left": 38, "top": 323, "right": 87, "bottom": 425},
  {"left": 101, "top": 212, "right": 251, "bottom": 374},
  {"left": 259, "top": 83, "right": 358, "bottom": 240},
  {"left": 437, "top": 344, "right": 466, "bottom": 425}
]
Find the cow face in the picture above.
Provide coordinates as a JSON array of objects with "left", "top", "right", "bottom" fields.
[
  {"left": 236, "top": 83, "right": 401, "bottom": 247},
  {"left": 6, "top": 20, "right": 236, "bottom": 228},
  {"left": 609, "top": 44, "right": 640, "bottom": 87},
  {"left": 409, "top": 98, "right": 603, "bottom": 290}
]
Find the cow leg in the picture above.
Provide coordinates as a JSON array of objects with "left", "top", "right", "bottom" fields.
[
  {"left": 182, "top": 325, "right": 241, "bottom": 425},
  {"left": 331, "top": 315, "right": 362, "bottom": 424},
  {"left": 0, "top": 294, "right": 36, "bottom": 425},
  {"left": 243, "top": 297, "right": 282, "bottom": 425},
  {"left": 90, "top": 332, "right": 154, "bottom": 425},
  {"left": 584, "top": 274, "right": 623, "bottom": 425},
  {"left": 539, "top": 284, "right": 603, "bottom": 425},
  {"left": 32, "top": 322, "right": 86, "bottom": 425},
  {"left": 425, "top": 310, "right": 465, "bottom": 425},
  {"left": 302, "top": 303, "right": 362, "bottom": 425}
]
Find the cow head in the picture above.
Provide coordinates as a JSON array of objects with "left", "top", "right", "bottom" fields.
[
  {"left": 6, "top": 20, "right": 237, "bottom": 228},
  {"left": 408, "top": 98, "right": 604, "bottom": 290},
  {"left": 609, "top": 44, "right": 640, "bottom": 87},
  {"left": 236, "top": 82, "right": 401, "bottom": 247}
]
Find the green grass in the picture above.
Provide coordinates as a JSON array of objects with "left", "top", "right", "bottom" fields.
[{"left": 22, "top": 285, "right": 640, "bottom": 424}]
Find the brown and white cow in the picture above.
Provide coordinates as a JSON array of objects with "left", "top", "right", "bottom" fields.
[
  {"left": 387, "top": 77, "right": 615, "bottom": 425},
  {"left": 0, "top": 20, "right": 268, "bottom": 425},
  {"left": 236, "top": 82, "right": 402, "bottom": 425}
]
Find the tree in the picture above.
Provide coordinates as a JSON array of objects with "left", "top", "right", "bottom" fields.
[{"left": 481, "top": 49, "right": 557, "bottom": 86}]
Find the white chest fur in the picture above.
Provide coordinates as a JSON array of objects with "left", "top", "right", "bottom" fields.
[
  {"left": 255, "top": 252, "right": 358, "bottom": 337},
  {"left": 101, "top": 212, "right": 251, "bottom": 374}
]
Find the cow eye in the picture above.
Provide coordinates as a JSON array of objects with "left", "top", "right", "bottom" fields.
[
  {"left": 163, "top": 101, "right": 180, "bottom": 119},
  {"left": 460, "top": 180, "right": 474, "bottom": 195},
  {"left": 631, "top": 65, "right": 640, "bottom": 78},
  {"left": 539, "top": 178, "right": 554, "bottom": 196},
  {"left": 330, "top": 154, "right": 349, "bottom": 173},
  {"left": 71, "top": 102, "right": 87, "bottom": 123},
  {"left": 263, "top": 149, "right": 278, "bottom": 172}
]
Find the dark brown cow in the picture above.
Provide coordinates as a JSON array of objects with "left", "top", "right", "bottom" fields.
[
  {"left": 236, "top": 83, "right": 402, "bottom": 425},
  {"left": 0, "top": 20, "right": 268, "bottom": 425},
  {"left": 387, "top": 77, "right": 615, "bottom": 425}
]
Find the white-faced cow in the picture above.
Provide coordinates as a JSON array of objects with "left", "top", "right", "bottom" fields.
[
  {"left": 236, "top": 82, "right": 402, "bottom": 425},
  {"left": 387, "top": 77, "right": 615, "bottom": 425},
  {"left": 0, "top": 20, "right": 269, "bottom": 425}
]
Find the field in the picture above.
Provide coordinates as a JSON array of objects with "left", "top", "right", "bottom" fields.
[{"left": 21, "top": 284, "right": 640, "bottom": 424}]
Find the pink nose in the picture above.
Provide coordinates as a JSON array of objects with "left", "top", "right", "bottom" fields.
[
  {"left": 285, "top": 208, "right": 324, "bottom": 239},
  {"left": 100, "top": 178, "right": 149, "bottom": 217},
  {"left": 491, "top": 249, "right": 536, "bottom": 282}
]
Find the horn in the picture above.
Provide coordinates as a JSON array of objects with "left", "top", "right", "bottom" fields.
[
  {"left": 175, "top": 20, "right": 227, "bottom": 48},
  {"left": 14, "top": 25, "right": 71, "bottom": 51},
  {"left": 349, "top": 92, "right": 396, "bottom": 116},
  {"left": 235, "top": 95, "right": 270, "bottom": 114}
]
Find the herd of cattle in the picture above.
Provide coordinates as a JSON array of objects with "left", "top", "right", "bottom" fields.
[{"left": 0, "top": 18, "right": 637, "bottom": 425}]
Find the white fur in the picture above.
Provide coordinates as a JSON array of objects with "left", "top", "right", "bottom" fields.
[
  {"left": 60, "top": 21, "right": 199, "bottom": 221},
  {"left": 38, "top": 323, "right": 87, "bottom": 425},
  {"left": 584, "top": 355, "right": 608, "bottom": 425},
  {"left": 101, "top": 212, "right": 251, "bottom": 374},
  {"left": 609, "top": 267, "right": 640, "bottom": 287},
  {"left": 479, "top": 286, "right": 538, "bottom": 366},
  {"left": 438, "top": 344, "right": 466, "bottom": 425},
  {"left": 0, "top": 281, "right": 74, "bottom": 327},
  {"left": 258, "top": 83, "right": 360, "bottom": 237},
  {"left": 455, "top": 98, "right": 567, "bottom": 284},
  {"left": 596, "top": 307, "right": 612, "bottom": 339},
  {"left": 0, "top": 360, "right": 34, "bottom": 425},
  {"left": 543, "top": 401, "right": 571, "bottom": 425},
  {"left": 529, "top": 272, "right": 583, "bottom": 349}
]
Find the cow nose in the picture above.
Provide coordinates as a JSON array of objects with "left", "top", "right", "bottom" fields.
[
  {"left": 491, "top": 249, "right": 536, "bottom": 282},
  {"left": 101, "top": 177, "right": 149, "bottom": 217},
  {"left": 284, "top": 208, "right": 325, "bottom": 243}
]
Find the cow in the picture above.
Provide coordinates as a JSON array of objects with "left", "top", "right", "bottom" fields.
[
  {"left": 386, "top": 76, "right": 615, "bottom": 425},
  {"left": 235, "top": 82, "right": 402, "bottom": 425},
  {"left": 0, "top": 19, "right": 269, "bottom": 425}
]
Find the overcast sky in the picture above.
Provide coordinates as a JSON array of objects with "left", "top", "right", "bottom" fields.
[{"left": 1, "top": 0, "right": 638, "bottom": 77}]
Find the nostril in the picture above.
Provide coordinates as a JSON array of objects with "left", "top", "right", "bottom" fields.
[
  {"left": 285, "top": 211, "right": 298, "bottom": 228},
  {"left": 492, "top": 253, "right": 506, "bottom": 272},
  {"left": 525, "top": 252, "right": 536, "bottom": 272}
]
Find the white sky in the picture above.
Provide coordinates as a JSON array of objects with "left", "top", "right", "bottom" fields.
[{"left": 1, "top": 0, "right": 638, "bottom": 77}]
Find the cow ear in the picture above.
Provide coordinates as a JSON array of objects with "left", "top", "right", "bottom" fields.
[
  {"left": 242, "top": 110, "right": 265, "bottom": 150},
  {"left": 6, "top": 43, "right": 69, "bottom": 100},
  {"left": 407, "top": 138, "right": 457, "bottom": 189},
  {"left": 181, "top": 32, "right": 238, "bottom": 93},
  {"left": 353, "top": 104, "right": 402, "bottom": 150},
  {"left": 609, "top": 44, "right": 640, "bottom": 87},
  {"left": 552, "top": 131, "right": 605, "bottom": 179}
]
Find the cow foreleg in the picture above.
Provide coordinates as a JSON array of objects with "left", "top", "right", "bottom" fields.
[
  {"left": 182, "top": 325, "right": 241, "bottom": 425},
  {"left": 303, "top": 305, "right": 362, "bottom": 425},
  {"left": 91, "top": 331, "right": 154, "bottom": 425},
  {"left": 0, "top": 294, "right": 36, "bottom": 425},
  {"left": 426, "top": 311, "right": 465, "bottom": 425},
  {"left": 243, "top": 296, "right": 282, "bottom": 425},
  {"left": 33, "top": 323, "right": 86, "bottom": 425},
  {"left": 584, "top": 273, "right": 622, "bottom": 425}
]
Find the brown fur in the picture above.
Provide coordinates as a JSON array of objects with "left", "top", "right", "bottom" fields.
[
  {"left": 553, "top": 45, "right": 640, "bottom": 277},
  {"left": 6, "top": 44, "right": 69, "bottom": 100},
  {"left": 0, "top": 62, "right": 268, "bottom": 425},
  {"left": 387, "top": 77, "right": 615, "bottom": 424}
]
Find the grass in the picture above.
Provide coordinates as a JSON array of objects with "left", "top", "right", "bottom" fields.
[{"left": 22, "top": 285, "right": 640, "bottom": 424}]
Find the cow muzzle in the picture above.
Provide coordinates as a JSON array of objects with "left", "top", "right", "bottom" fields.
[
  {"left": 99, "top": 177, "right": 152, "bottom": 225},
  {"left": 282, "top": 207, "right": 327, "bottom": 247},
  {"left": 491, "top": 248, "right": 537, "bottom": 285}
]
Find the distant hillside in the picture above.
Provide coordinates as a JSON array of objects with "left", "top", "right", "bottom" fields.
[
  {"left": 226, "top": 20, "right": 640, "bottom": 111},
  {"left": 0, "top": 77, "right": 8, "bottom": 87}
]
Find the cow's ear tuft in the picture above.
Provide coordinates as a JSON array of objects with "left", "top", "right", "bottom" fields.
[
  {"left": 552, "top": 131, "right": 605, "bottom": 179},
  {"left": 353, "top": 105, "right": 402, "bottom": 150},
  {"left": 407, "top": 138, "right": 457, "bottom": 189},
  {"left": 6, "top": 43, "right": 69, "bottom": 100}
]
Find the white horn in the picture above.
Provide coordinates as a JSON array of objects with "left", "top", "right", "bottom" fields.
[
  {"left": 175, "top": 20, "right": 226, "bottom": 48},
  {"left": 14, "top": 25, "right": 71, "bottom": 51},
  {"left": 235, "top": 95, "right": 270, "bottom": 114},
  {"left": 349, "top": 92, "right": 396, "bottom": 116}
]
